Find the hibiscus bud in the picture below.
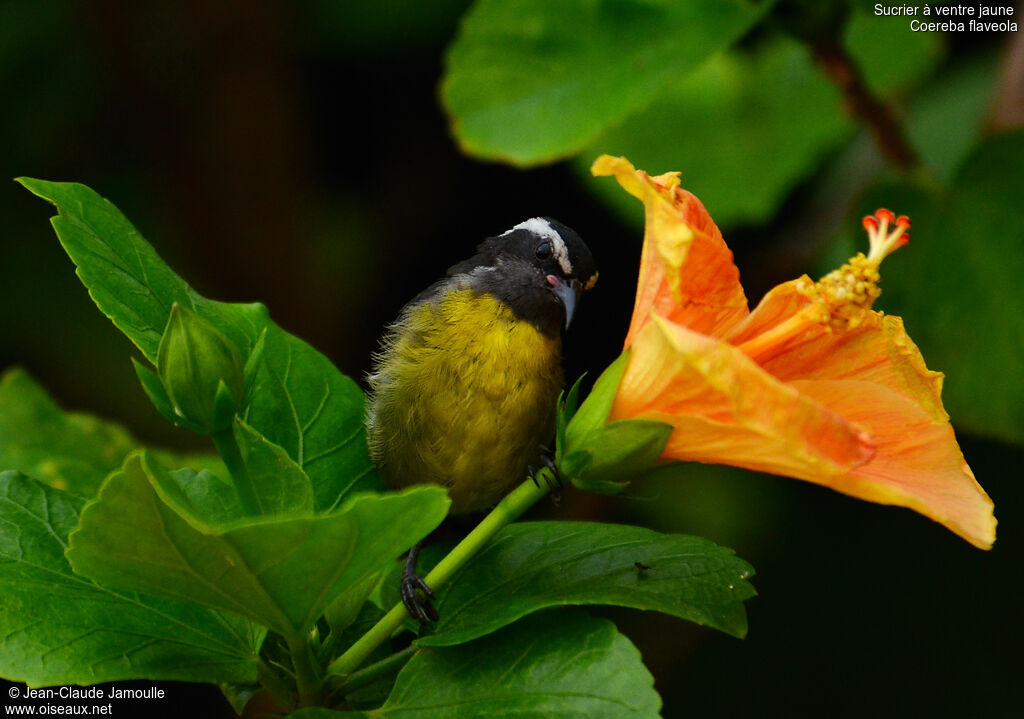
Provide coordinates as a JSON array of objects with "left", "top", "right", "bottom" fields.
[
  {"left": 558, "top": 353, "right": 673, "bottom": 493},
  {"left": 156, "top": 303, "right": 245, "bottom": 433}
]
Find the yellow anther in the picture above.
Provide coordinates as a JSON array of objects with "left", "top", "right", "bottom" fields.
[{"left": 800, "top": 209, "right": 911, "bottom": 331}]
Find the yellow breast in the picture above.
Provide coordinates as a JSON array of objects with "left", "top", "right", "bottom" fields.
[{"left": 367, "top": 290, "right": 562, "bottom": 513}]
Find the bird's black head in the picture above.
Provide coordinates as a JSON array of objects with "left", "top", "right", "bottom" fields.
[{"left": 453, "top": 217, "right": 598, "bottom": 337}]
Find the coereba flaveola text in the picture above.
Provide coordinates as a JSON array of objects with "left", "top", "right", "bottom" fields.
[{"left": 366, "top": 217, "right": 597, "bottom": 515}]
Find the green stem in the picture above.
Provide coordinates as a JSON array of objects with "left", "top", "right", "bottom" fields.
[
  {"left": 288, "top": 634, "right": 324, "bottom": 707},
  {"left": 326, "top": 474, "right": 553, "bottom": 679},
  {"left": 336, "top": 646, "right": 415, "bottom": 695},
  {"left": 211, "top": 427, "right": 260, "bottom": 516},
  {"left": 257, "top": 659, "right": 297, "bottom": 712}
]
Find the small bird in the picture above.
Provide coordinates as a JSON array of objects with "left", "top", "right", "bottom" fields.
[{"left": 366, "top": 217, "right": 597, "bottom": 618}]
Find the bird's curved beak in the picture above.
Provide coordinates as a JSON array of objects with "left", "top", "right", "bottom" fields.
[{"left": 550, "top": 278, "right": 583, "bottom": 329}]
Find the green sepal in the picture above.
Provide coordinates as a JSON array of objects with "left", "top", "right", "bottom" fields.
[
  {"left": 565, "top": 419, "right": 674, "bottom": 493},
  {"left": 570, "top": 475, "right": 631, "bottom": 496},
  {"left": 132, "top": 358, "right": 174, "bottom": 419},
  {"left": 132, "top": 358, "right": 206, "bottom": 434},
  {"left": 554, "top": 373, "right": 586, "bottom": 462},
  {"left": 156, "top": 303, "right": 245, "bottom": 434},
  {"left": 558, "top": 352, "right": 673, "bottom": 493},
  {"left": 565, "top": 352, "right": 629, "bottom": 436},
  {"left": 213, "top": 379, "right": 240, "bottom": 430},
  {"left": 242, "top": 327, "right": 267, "bottom": 403}
]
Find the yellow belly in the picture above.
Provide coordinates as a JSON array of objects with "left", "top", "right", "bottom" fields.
[{"left": 367, "top": 290, "right": 562, "bottom": 513}]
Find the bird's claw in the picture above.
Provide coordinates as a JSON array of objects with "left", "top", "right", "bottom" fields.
[
  {"left": 400, "top": 571, "right": 438, "bottom": 623},
  {"left": 529, "top": 445, "right": 564, "bottom": 494},
  {"left": 401, "top": 542, "right": 438, "bottom": 623}
]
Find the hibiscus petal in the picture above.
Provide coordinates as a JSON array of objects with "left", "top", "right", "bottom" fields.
[
  {"left": 730, "top": 280, "right": 948, "bottom": 423},
  {"left": 610, "top": 317, "right": 875, "bottom": 480},
  {"left": 725, "top": 278, "right": 815, "bottom": 347},
  {"left": 791, "top": 379, "right": 996, "bottom": 549},
  {"left": 591, "top": 155, "right": 749, "bottom": 344}
]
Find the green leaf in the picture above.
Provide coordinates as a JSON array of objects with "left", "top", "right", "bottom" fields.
[
  {"left": 0, "top": 368, "right": 135, "bottom": 495},
  {"left": 844, "top": 9, "right": 944, "bottom": 96},
  {"left": 0, "top": 471, "right": 262, "bottom": 687},
  {"left": 577, "top": 11, "right": 942, "bottom": 227},
  {"left": 419, "top": 521, "right": 754, "bottom": 647},
  {"left": 322, "top": 573, "right": 381, "bottom": 640},
  {"left": 166, "top": 466, "right": 245, "bottom": 526},
  {"left": 376, "top": 611, "right": 660, "bottom": 718},
  {"left": 233, "top": 418, "right": 315, "bottom": 515},
  {"left": 66, "top": 452, "right": 450, "bottom": 639},
  {"left": 863, "top": 133, "right": 1024, "bottom": 444},
  {"left": 907, "top": 52, "right": 998, "bottom": 182},
  {"left": 218, "top": 683, "right": 261, "bottom": 716},
  {"left": 16, "top": 178, "right": 382, "bottom": 509},
  {"left": 442, "top": 0, "right": 771, "bottom": 166},
  {"left": 0, "top": 367, "right": 218, "bottom": 496}
]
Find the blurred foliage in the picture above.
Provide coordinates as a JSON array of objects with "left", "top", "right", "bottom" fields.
[
  {"left": 574, "top": 12, "right": 942, "bottom": 226},
  {"left": 867, "top": 132, "right": 1024, "bottom": 444},
  {"left": 0, "top": 368, "right": 223, "bottom": 497},
  {"left": 441, "top": 0, "right": 771, "bottom": 165},
  {"left": 2, "top": 0, "right": 1023, "bottom": 716}
]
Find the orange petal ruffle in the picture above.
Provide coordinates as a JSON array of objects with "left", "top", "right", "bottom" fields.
[
  {"left": 591, "top": 155, "right": 749, "bottom": 345},
  {"left": 729, "top": 280, "right": 948, "bottom": 422},
  {"left": 792, "top": 379, "right": 995, "bottom": 548}
]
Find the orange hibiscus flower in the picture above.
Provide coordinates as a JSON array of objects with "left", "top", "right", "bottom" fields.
[{"left": 592, "top": 155, "right": 995, "bottom": 549}]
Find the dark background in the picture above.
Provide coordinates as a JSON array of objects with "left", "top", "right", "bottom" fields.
[{"left": 1, "top": 1, "right": 1020, "bottom": 717}]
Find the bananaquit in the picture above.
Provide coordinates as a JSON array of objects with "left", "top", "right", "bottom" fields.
[{"left": 366, "top": 218, "right": 597, "bottom": 619}]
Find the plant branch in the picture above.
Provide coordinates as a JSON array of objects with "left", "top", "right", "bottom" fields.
[
  {"left": 335, "top": 646, "right": 416, "bottom": 696},
  {"left": 810, "top": 40, "right": 920, "bottom": 171},
  {"left": 326, "top": 473, "right": 554, "bottom": 679},
  {"left": 211, "top": 427, "right": 260, "bottom": 516},
  {"left": 287, "top": 634, "right": 324, "bottom": 707}
]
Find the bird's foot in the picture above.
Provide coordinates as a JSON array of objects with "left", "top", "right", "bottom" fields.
[
  {"left": 400, "top": 572, "right": 438, "bottom": 623},
  {"left": 401, "top": 542, "right": 438, "bottom": 623},
  {"left": 529, "top": 446, "right": 564, "bottom": 498}
]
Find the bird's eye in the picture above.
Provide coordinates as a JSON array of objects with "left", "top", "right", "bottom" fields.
[{"left": 535, "top": 242, "right": 552, "bottom": 260}]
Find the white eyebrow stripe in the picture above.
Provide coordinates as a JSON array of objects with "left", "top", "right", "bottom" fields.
[{"left": 502, "top": 217, "right": 573, "bottom": 275}]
